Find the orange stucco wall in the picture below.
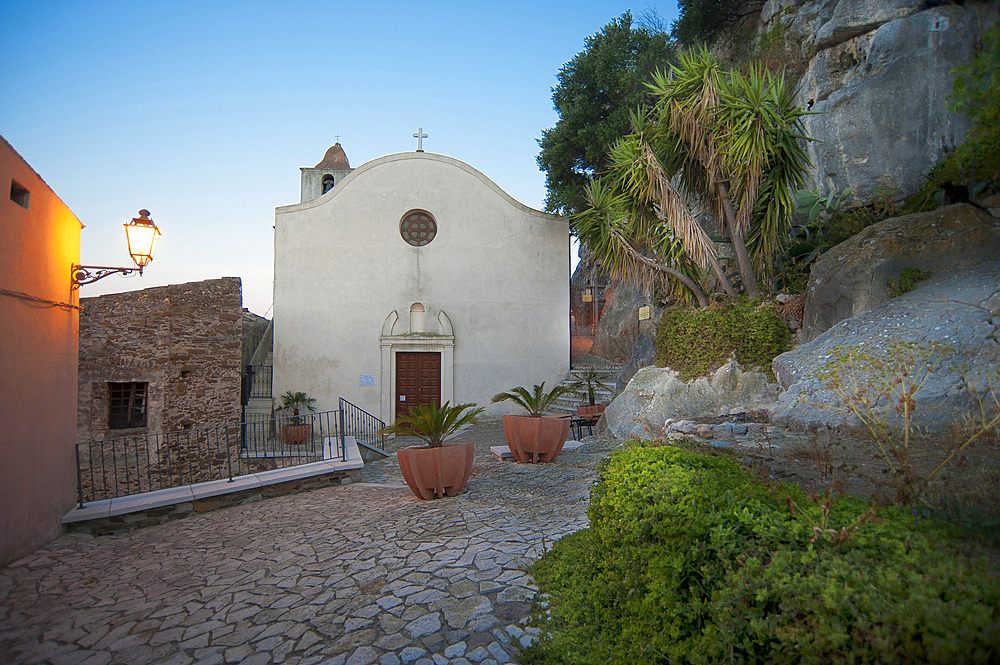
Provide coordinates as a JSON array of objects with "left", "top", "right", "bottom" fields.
[{"left": 0, "top": 136, "right": 82, "bottom": 567}]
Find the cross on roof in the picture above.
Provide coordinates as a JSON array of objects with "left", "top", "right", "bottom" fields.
[
  {"left": 335, "top": 133, "right": 341, "bottom": 142},
  {"left": 413, "top": 126, "right": 428, "bottom": 152}
]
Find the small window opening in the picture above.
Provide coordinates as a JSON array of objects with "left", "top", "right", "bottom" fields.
[
  {"left": 10, "top": 180, "right": 30, "bottom": 209},
  {"left": 322, "top": 174, "right": 335, "bottom": 193},
  {"left": 410, "top": 302, "right": 425, "bottom": 333},
  {"left": 108, "top": 382, "right": 148, "bottom": 429}
]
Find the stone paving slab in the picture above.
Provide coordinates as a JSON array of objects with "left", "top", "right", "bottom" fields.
[{"left": 1, "top": 419, "right": 620, "bottom": 664}]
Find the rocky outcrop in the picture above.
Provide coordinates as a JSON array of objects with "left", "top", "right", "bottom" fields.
[
  {"left": 590, "top": 279, "right": 664, "bottom": 364},
  {"left": 604, "top": 361, "right": 780, "bottom": 440},
  {"left": 759, "top": 0, "right": 998, "bottom": 203},
  {"left": 615, "top": 323, "right": 659, "bottom": 395},
  {"left": 801, "top": 203, "right": 1000, "bottom": 340},
  {"left": 771, "top": 258, "right": 1000, "bottom": 433}
]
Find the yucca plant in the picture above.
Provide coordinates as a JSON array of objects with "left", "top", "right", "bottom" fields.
[
  {"left": 492, "top": 382, "right": 574, "bottom": 417},
  {"left": 576, "top": 45, "right": 812, "bottom": 304},
  {"left": 382, "top": 401, "right": 485, "bottom": 447}
]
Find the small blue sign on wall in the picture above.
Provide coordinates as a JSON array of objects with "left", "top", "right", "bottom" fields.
[{"left": 359, "top": 374, "right": 375, "bottom": 387}]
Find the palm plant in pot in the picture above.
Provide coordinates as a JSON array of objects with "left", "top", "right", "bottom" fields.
[
  {"left": 492, "top": 382, "right": 574, "bottom": 463},
  {"left": 382, "top": 400, "right": 485, "bottom": 500},
  {"left": 279, "top": 391, "right": 317, "bottom": 445},
  {"left": 572, "top": 367, "right": 612, "bottom": 420}
]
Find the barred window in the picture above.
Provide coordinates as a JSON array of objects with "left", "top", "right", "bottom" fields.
[
  {"left": 400, "top": 210, "right": 437, "bottom": 246},
  {"left": 108, "top": 382, "right": 148, "bottom": 429}
]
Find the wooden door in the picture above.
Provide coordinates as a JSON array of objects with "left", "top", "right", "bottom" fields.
[{"left": 395, "top": 352, "right": 441, "bottom": 420}]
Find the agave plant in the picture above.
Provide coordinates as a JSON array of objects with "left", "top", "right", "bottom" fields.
[
  {"left": 491, "top": 382, "right": 574, "bottom": 417},
  {"left": 382, "top": 401, "right": 485, "bottom": 447}
]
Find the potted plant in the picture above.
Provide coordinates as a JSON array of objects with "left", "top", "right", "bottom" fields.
[
  {"left": 572, "top": 367, "right": 612, "bottom": 419},
  {"left": 280, "top": 391, "right": 317, "bottom": 445},
  {"left": 382, "top": 400, "right": 485, "bottom": 500},
  {"left": 492, "top": 382, "right": 574, "bottom": 463}
]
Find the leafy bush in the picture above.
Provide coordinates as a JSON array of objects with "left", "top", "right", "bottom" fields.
[
  {"left": 524, "top": 443, "right": 1000, "bottom": 664},
  {"left": 654, "top": 297, "right": 790, "bottom": 380},
  {"left": 946, "top": 23, "right": 1000, "bottom": 184},
  {"left": 671, "top": 0, "right": 767, "bottom": 48},
  {"left": 887, "top": 267, "right": 933, "bottom": 298}
]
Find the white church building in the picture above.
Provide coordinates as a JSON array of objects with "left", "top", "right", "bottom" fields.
[{"left": 272, "top": 140, "right": 570, "bottom": 424}]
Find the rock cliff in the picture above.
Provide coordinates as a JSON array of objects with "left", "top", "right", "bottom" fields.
[
  {"left": 772, "top": 257, "right": 1000, "bottom": 433},
  {"left": 801, "top": 203, "right": 1000, "bottom": 340},
  {"left": 759, "top": 0, "right": 998, "bottom": 203}
]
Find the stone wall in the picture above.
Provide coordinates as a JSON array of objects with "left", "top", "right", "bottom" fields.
[
  {"left": 78, "top": 277, "right": 244, "bottom": 443},
  {"left": 242, "top": 308, "right": 270, "bottom": 366}
]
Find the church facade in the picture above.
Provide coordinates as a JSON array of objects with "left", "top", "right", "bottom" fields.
[{"left": 272, "top": 143, "right": 570, "bottom": 424}]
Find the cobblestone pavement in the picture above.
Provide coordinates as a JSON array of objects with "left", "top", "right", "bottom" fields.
[{"left": 0, "top": 419, "right": 620, "bottom": 665}]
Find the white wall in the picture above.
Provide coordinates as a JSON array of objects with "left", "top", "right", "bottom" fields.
[{"left": 273, "top": 152, "right": 569, "bottom": 422}]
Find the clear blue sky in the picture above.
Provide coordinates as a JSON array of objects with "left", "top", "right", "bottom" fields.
[{"left": 1, "top": 1, "right": 678, "bottom": 315}]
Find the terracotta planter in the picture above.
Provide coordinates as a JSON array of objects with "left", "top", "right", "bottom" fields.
[
  {"left": 396, "top": 441, "right": 474, "bottom": 500},
  {"left": 281, "top": 423, "right": 312, "bottom": 445},
  {"left": 502, "top": 415, "right": 571, "bottom": 463},
  {"left": 576, "top": 403, "right": 606, "bottom": 418}
]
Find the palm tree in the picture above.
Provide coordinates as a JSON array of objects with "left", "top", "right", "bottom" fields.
[
  {"left": 576, "top": 46, "right": 810, "bottom": 304},
  {"left": 280, "top": 391, "right": 317, "bottom": 425},
  {"left": 382, "top": 401, "right": 485, "bottom": 447},
  {"left": 491, "top": 382, "right": 574, "bottom": 417},
  {"left": 571, "top": 367, "right": 613, "bottom": 406}
]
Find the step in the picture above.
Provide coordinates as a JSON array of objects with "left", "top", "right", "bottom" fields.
[
  {"left": 554, "top": 389, "right": 614, "bottom": 400},
  {"left": 553, "top": 394, "right": 612, "bottom": 407},
  {"left": 568, "top": 368, "right": 620, "bottom": 378}
]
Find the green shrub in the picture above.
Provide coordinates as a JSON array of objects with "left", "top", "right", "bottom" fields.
[
  {"left": 524, "top": 443, "right": 1000, "bottom": 664},
  {"left": 654, "top": 297, "right": 790, "bottom": 380},
  {"left": 946, "top": 23, "right": 1000, "bottom": 184},
  {"left": 887, "top": 267, "right": 933, "bottom": 298}
]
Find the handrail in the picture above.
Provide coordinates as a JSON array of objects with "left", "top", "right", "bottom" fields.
[
  {"left": 246, "top": 364, "right": 273, "bottom": 399},
  {"left": 339, "top": 398, "right": 387, "bottom": 455},
  {"left": 74, "top": 410, "right": 343, "bottom": 507}
]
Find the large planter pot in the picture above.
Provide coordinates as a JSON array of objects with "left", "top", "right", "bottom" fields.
[
  {"left": 576, "top": 403, "right": 607, "bottom": 419},
  {"left": 282, "top": 423, "right": 312, "bottom": 445},
  {"left": 502, "top": 415, "right": 571, "bottom": 463},
  {"left": 396, "top": 441, "right": 475, "bottom": 500}
]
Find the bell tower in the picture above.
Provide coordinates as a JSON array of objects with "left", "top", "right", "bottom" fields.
[{"left": 300, "top": 141, "right": 353, "bottom": 203}]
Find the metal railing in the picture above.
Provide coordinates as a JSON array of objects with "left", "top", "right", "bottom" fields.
[
  {"left": 340, "top": 398, "right": 386, "bottom": 453},
  {"left": 75, "top": 410, "right": 344, "bottom": 507},
  {"left": 246, "top": 364, "right": 273, "bottom": 399}
]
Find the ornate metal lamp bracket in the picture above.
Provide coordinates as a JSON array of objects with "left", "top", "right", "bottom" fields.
[{"left": 71, "top": 264, "right": 143, "bottom": 289}]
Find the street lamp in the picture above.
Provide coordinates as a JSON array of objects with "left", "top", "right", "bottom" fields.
[{"left": 71, "top": 209, "right": 162, "bottom": 288}]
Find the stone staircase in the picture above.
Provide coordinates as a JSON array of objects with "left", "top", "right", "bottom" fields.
[
  {"left": 244, "top": 352, "right": 273, "bottom": 422},
  {"left": 547, "top": 363, "right": 623, "bottom": 416}
]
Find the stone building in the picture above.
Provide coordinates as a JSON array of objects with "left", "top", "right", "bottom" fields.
[
  {"left": 0, "top": 136, "right": 82, "bottom": 566},
  {"left": 77, "top": 277, "right": 246, "bottom": 442},
  {"left": 273, "top": 142, "right": 570, "bottom": 424}
]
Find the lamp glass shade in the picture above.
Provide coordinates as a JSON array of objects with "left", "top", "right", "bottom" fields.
[{"left": 124, "top": 214, "right": 161, "bottom": 268}]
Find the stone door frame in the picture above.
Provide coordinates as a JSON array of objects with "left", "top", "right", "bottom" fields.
[{"left": 379, "top": 309, "right": 455, "bottom": 425}]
